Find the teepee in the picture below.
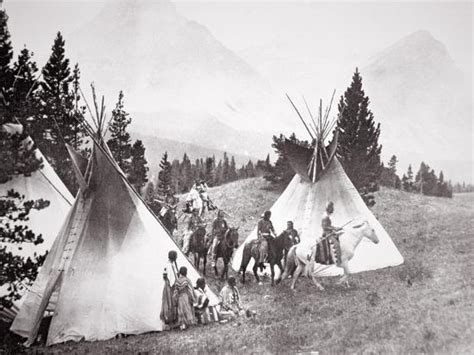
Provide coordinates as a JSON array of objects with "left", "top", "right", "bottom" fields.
[
  {"left": 0, "top": 124, "right": 74, "bottom": 322},
  {"left": 10, "top": 95, "right": 219, "bottom": 346},
  {"left": 232, "top": 92, "right": 404, "bottom": 276}
]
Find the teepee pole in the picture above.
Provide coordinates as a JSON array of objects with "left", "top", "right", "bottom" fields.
[
  {"left": 303, "top": 96, "right": 319, "bottom": 137},
  {"left": 286, "top": 94, "right": 315, "bottom": 141}
]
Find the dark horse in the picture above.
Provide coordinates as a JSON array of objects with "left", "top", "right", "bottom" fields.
[
  {"left": 213, "top": 228, "right": 239, "bottom": 280},
  {"left": 185, "top": 225, "right": 209, "bottom": 275},
  {"left": 240, "top": 233, "right": 293, "bottom": 286}
]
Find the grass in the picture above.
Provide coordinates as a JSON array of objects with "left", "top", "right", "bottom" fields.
[{"left": 19, "top": 178, "right": 474, "bottom": 353}]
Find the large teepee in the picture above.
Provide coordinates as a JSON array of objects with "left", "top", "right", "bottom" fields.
[
  {"left": 10, "top": 99, "right": 219, "bottom": 346},
  {"left": 0, "top": 124, "right": 74, "bottom": 322},
  {"left": 232, "top": 93, "right": 404, "bottom": 275}
]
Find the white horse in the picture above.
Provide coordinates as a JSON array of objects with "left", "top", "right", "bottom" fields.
[{"left": 281, "top": 220, "right": 379, "bottom": 290}]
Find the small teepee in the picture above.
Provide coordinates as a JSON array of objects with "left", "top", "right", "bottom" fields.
[
  {"left": 232, "top": 92, "right": 403, "bottom": 276},
  {"left": 0, "top": 123, "right": 74, "bottom": 322},
  {"left": 10, "top": 92, "right": 219, "bottom": 345}
]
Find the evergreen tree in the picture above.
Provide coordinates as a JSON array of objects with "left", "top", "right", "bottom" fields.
[
  {"left": 204, "top": 156, "right": 216, "bottom": 186},
  {"left": 229, "top": 156, "right": 238, "bottom": 182},
  {"left": 215, "top": 160, "right": 223, "bottom": 186},
  {"left": 156, "top": 151, "right": 174, "bottom": 199},
  {"left": 222, "top": 152, "right": 230, "bottom": 183},
  {"left": 336, "top": 68, "right": 382, "bottom": 207},
  {"left": 0, "top": 128, "right": 49, "bottom": 309},
  {"left": 36, "top": 32, "right": 86, "bottom": 193},
  {"left": 180, "top": 153, "right": 193, "bottom": 192},
  {"left": 0, "top": 8, "right": 13, "bottom": 110},
  {"left": 128, "top": 140, "right": 148, "bottom": 193},
  {"left": 406, "top": 164, "right": 414, "bottom": 191},
  {"left": 143, "top": 181, "right": 155, "bottom": 204},
  {"left": 107, "top": 91, "right": 132, "bottom": 172},
  {"left": 8, "top": 47, "right": 40, "bottom": 122}
]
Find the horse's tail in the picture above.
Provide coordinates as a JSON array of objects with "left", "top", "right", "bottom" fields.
[
  {"left": 239, "top": 242, "right": 252, "bottom": 272},
  {"left": 282, "top": 245, "right": 297, "bottom": 279}
]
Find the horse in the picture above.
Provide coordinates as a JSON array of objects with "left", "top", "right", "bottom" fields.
[
  {"left": 281, "top": 220, "right": 379, "bottom": 290},
  {"left": 213, "top": 227, "right": 239, "bottom": 280},
  {"left": 185, "top": 225, "right": 209, "bottom": 274},
  {"left": 240, "top": 233, "right": 294, "bottom": 286}
]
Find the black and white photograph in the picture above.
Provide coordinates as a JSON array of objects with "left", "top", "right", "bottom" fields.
[{"left": 0, "top": 0, "right": 472, "bottom": 353}]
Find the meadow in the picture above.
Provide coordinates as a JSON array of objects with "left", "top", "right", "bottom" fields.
[{"left": 29, "top": 178, "right": 474, "bottom": 354}]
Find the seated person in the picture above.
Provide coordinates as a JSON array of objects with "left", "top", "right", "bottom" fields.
[
  {"left": 219, "top": 276, "right": 243, "bottom": 319},
  {"left": 194, "top": 278, "right": 210, "bottom": 324}
]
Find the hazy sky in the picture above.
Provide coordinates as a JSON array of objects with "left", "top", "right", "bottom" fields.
[{"left": 5, "top": 1, "right": 472, "bottom": 82}]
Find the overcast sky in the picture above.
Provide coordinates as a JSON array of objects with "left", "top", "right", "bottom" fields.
[{"left": 5, "top": 1, "right": 472, "bottom": 82}]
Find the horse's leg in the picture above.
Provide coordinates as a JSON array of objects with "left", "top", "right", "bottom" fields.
[
  {"left": 221, "top": 258, "right": 227, "bottom": 280},
  {"left": 336, "top": 261, "right": 350, "bottom": 287},
  {"left": 291, "top": 260, "right": 304, "bottom": 290},
  {"left": 270, "top": 263, "right": 275, "bottom": 286},
  {"left": 252, "top": 262, "right": 261, "bottom": 284},
  {"left": 275, "top": 260, "right": 284, "bottom": 285},
  {"left": 309, "top": 267, "right": 325, "bottom": 291}
]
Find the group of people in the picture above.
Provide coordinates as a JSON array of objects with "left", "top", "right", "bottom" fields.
[
  {"left": 161, "top": 251, "right": 245, "bottom": 331},
  {"left": 184, "top": 180, "right": 216, "bottom": 216},
  {"left": 165, "top": 197, "right": 345, "bottom": 332}
]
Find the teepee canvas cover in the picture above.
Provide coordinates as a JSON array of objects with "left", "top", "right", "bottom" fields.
[
  {"left": 0, "top": 124, "right": 74, "bottom": 321},
  {"left": 231, "top": 158, "right": 404, "bottom": 276},
  {"left": 11, "top": 141, "right": 219, "bottom": 345},
  {"left": 231, "top": 95, "right": 403, "bottom": 275}
]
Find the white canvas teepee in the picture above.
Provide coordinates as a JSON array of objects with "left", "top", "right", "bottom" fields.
[
  {"left": 231, "top": 94, "right": 403, "bottom": 275},
  {"left": 0, "top": 124, "right": 74, "bottom": 321},
  {"left": 10, "top": 135, "right": 219, "bottom": 346}
]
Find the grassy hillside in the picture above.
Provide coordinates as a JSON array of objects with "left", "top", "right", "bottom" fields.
[{"left": 31, "top": 178, "right": 474, "bottom": 354}]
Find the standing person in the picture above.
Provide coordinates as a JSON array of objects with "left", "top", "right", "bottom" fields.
[
  {"left": 210, "top": 210, "right": 228, "bottom": 267},
  {"left": 174, "top": 266, "right": 196, "bottom": 330},
  {"left": 182, "top": 209, "right": 202, "bottom": 255},
  {"left": 317, "top": 201, "right": 343, "bottom": 265},
  {"left": 256, "top": 210, "right": 276, "bottom": 267},
  {"left": 160, "top": 251, "right": 179, "bottom": 327},
  {"left": 194, "top": 278, "right": 210, "bottom": 324},
  {"left": 219, "top": 276, "right": 243, "bottom": 319}
]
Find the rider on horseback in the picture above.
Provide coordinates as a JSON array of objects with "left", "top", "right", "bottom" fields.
[
  {"left": 210, "top": 210, "right": 228, "bottom": 268},
  {"left": 257, "top": 210, "right": 276, "bottom": 267},
  {"left": 182, "top": 209, "right": 203, "bottom": 254}
]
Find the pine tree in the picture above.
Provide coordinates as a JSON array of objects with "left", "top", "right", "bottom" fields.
[
  {"left": 0, "top": 128, "right": 49, "bottom": 309},
  {"left": 229, "top": 156, "right": 238, "bottom": 182},
  {"left": 204, "top": 156, "right": 216, "bottom": 186},
  {"left": 0, "top": 8, "right": 13, "bottom": 111},
  {"left": 143, "top": 181, "right": 155, "bottom": 204},
  {"left": 406, "top": 164, "right": 414, "bottom": 192},
  {"left": 336, "top": 68, "right": 382, "bottom": 207},
  {"left": 7, "top": 47, "right": 39, "bottom": 123},
  {"left": 180, "top": 153, "right": 193, "bottom": 192},
  {"left": 222, "top": 152, "right": 230, "bottom": 183},
  {"left": 128, "top": 140, "right": 148, "bottom": 193},
  {"left": 36, "top": 32, "right": 86, "bottom": 193},
  {"left": 156, "top": 151, "right": 174, "bottom": 199},
  {"left": 107, "top": 91, "right": 132, "bottom": 172}
]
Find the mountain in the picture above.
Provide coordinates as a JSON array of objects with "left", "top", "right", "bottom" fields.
[
  {"left": 363, "top": 30, "right": 473, "bottom": 183},
  {"left": 69, "top": 0, "right": 289, "bottom": 142},
  {"left": 131, "top": 132, "right": 258, "bottom": 176},
  {"left": 129, "top": 110, "right": 272, "bottom": 160}
]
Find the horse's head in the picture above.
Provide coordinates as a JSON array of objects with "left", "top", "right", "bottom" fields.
[
  {"left": 277, "top": 233, "right": 294, "bottom": 250},
  {"left": 226, "top": 227, "right": 240, "bottom": 249},
  {"left": 352, "top": 220, "right": 379, "bottom": 244}
]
